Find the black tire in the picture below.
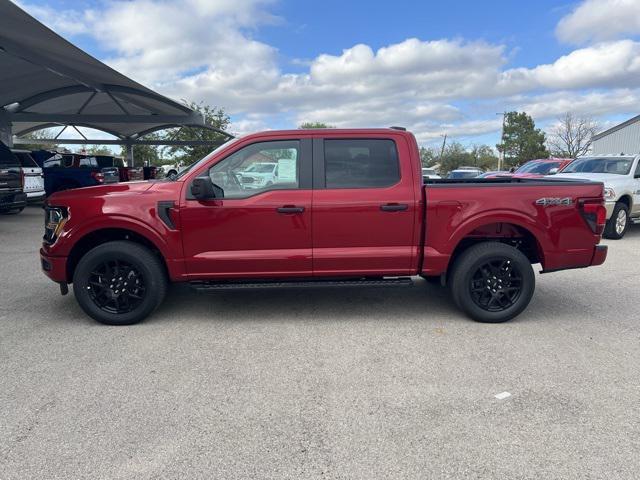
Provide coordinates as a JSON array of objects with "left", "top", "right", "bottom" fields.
[
  {"left": 73, "top": 241, "right": 167, "bottom": 325},
  {"left": 167, "top": 170, "right": 178, "bottom": 177},
  {"left": 603, "top": 202, "right": 629, "bottom": 240},
  {"left": 449, "top": 242, "right": 535, "bottom": 323}
]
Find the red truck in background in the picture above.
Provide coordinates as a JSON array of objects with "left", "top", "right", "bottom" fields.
[
  {"left": 489, "top": 158, "right": 574, "bottom": 179},
  {"left": 40, "top": 128, "right": 607, "bottom": 325}
]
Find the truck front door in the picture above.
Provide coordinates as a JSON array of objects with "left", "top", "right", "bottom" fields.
[
  {"left": 311, "top": 135, "right": 418, "bottom": 276},
  {"left": 180, "top": 139, "right": 313, "bottom": 278}
]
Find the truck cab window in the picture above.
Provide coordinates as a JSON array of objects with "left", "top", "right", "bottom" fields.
[
  {"left": 324, "top": 139, "right": 400, "bottom": 188},
  {"left": 208, "top": 140, "right": 300, "bottom": 199}
]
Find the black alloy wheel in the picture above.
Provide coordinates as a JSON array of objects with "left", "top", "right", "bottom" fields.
[
  {"left": 469, "top": 258, "right": 523, "bottom": 312},
  {"left": 87, "top": 259, "right": 146, "bottom": 314},
  {"left": 449, "top": 242, "right": 535, "bottom": 323}
]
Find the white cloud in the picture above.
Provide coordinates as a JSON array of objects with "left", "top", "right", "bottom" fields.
[
  {"left": 16, "top": 0, "right": 640, "bottom": 146},
  {"left": 15, "top": 1, "right": 91, "bottom": 35},
  {"left": 556, "top": 0, "right": 640, "bottom": 44},
  {"left": 499, "top": 40, "right": 640, "bottom": 92}
]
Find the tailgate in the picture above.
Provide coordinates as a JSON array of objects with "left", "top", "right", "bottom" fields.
[{"left": 0, "top": 167, "right": 22, "bottom": 191}]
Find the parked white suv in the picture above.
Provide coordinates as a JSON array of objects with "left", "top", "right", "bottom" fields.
[
  {"left": 421, "top": 167, "right": 441, "bottom": 180},
  {"left": 553, "top": 155, "right": 640, "bottom": 239}
]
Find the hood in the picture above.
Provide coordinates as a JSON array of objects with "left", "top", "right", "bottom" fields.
[
  {"left": 49, "top": 180, "right": 156, "bottom": 203},
  {"left": 551, "top": 172, "right": 625, "bottom": 184}
]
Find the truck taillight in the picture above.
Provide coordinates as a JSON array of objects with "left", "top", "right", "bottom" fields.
[
  {"left": 20, "top": 169, "right": 25, "bottom": 188},
  {"left": 580, "top": 199, "right": 606, "bottom": 235},
  {"left": 91, "top": 171, "right": 105, "bottom": 183}
]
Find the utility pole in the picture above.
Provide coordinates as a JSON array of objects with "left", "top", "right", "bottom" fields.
[
  {"left": 439, "top": 133, "right": 447, "bottom": 162},
  {"left": 496, "top": 112, "right": 507, "bottom": 170}
]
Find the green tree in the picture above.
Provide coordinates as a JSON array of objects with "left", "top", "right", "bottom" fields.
[
  {"left": 470, "top": 144, "right": 499, "bottom": 171},
  {"left": 164, "top": 101, "right": 231, "bottom": 165},
  {"left": 120, "top": 133, "right": 162, "bottom": 166},
  {"left": 439, "top": 141, "right": 475, "bottom": 173},
  {"left": 299, "top": 122, "right": 334, "bottom": 129},
  {"left": 82, "top": 145, "right": 113, "bottom": 156},
  {"left": 497, "top": 112, "right": 548, "bottom": 167},
  {"left": 15, "top": 129, "right": 59, "bottom": 151},
  {"left": 419, "top": 146, "right": 439, "bottom": 167}
]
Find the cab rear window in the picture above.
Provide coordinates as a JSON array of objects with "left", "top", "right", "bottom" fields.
[{"left": 324, "top": 139, "right": 400, "bottom": 188}]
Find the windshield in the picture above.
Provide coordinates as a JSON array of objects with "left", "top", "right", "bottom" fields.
[
  {"left": 174, "top": 138, "right": 241, "bottom": 180},
  {"left": 516, "top": 161, "right": 561, "bottom": 174},
  {"left": 561, "top": 157, "right": 632, "bottom": 175},
  {"left": 448, "top": 170, "right": 480, "bottom": 179},
  {"left": 246, "top": 163, "right": 276, "bottom": 173},
  {"left": 422, "top": 169, "right": 436, "bottom": 175}
]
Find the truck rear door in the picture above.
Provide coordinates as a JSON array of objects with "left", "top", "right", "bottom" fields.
[{"left": 311, "top": 134, "right": 418, "bottom": 276}]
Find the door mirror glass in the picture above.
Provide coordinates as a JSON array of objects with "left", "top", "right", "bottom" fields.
[{"left": 191, "top": 176, "right": 224, "bottom": 200}]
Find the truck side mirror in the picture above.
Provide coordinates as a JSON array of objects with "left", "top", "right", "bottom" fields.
[
  {"left": 191, "top": 177, "right": 224, "bottom": 200},
  {"left": 548, "top": 168, "right": 559, "bottom": 175}
]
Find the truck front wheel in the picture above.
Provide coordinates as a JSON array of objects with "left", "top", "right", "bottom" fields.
[
  {"left": 449, "top": 242, "right": 535, "bottom": 323},
  {"left": 72, "top": 241, "right": 168, "bottom": 325}
]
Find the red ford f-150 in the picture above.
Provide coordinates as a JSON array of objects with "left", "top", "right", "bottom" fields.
[{"left": 40, "top": 128, "right": 608, "bottom": 325}]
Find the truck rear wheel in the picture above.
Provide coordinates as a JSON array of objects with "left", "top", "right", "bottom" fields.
[
  {"left": 449, "top": 242, "right": 535, "bottom": 323},
  {"left": 72, "top": 241, "right": 167, "bottom": 325},
  {"left": 603, "top": 202, "right": 629, "bottom": 240}
]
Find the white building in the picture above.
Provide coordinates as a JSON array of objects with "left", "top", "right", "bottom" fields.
[{"left": 591, "top": 115, "right": 640, "bottom": 155}]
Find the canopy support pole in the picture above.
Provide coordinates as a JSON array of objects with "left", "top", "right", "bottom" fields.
[{"left": 125, "top": 140, "right": 134, "bottom": 167}]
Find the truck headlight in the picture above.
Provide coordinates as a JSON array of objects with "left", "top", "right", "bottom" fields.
[
  {"left": 604, "top": 187, "right": 616, "bottom": 200},
  {"left": 43, "top": 206, "right": 68, "bottom": 244}
]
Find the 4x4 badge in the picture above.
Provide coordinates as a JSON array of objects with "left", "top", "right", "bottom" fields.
[{"left": 535, "top": 197, "right": 574, "bottom": 206}]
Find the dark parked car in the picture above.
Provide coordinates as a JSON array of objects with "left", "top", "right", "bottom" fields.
[
  {"left": 0, "top": 141, "right": 27, "bottom": 214},
  {"left": 37, "top": 152, "right": 120, "bottom": 196}
]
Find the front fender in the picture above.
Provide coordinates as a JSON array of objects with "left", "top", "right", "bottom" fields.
[{"left": 56, "top": 214, "right": 173, "bottom": 259}]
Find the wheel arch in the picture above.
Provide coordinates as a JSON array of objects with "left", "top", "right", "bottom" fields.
[
  {"left": 66, "top": 226, "right": 170, "bottom": 282},
  {"left": 446, "top": 214, "right": 546, "bottom": 271},
  {"left": 617, "top": 194, "right": 632, "bottom": 210}
]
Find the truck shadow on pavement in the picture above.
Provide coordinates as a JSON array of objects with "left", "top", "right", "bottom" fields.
[
  {"left": 155, "top": 280, "right": 455, "bottom": 325},
  {"left": 147, "top": 278, "right": 560, "bottom": 326}
]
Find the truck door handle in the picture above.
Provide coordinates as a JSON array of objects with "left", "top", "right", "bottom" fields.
[
  {"left": 380, "top": 203, "right": 408, "bottom": 212},
  {"left": 277, "top": 206, "right": 305, "bottom": 214}
]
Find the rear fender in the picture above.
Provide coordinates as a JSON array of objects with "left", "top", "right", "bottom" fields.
[{"left": 423, "top": 210, "right": 547, "bottom": 275}]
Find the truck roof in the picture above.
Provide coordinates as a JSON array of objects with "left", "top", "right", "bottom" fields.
[{"left": 243, "top": 128, "right": 415, "bottom": 139}]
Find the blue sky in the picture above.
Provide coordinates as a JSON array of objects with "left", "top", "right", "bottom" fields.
[{"left": 16, "top": 0, "right": 640, "bottom": 148}]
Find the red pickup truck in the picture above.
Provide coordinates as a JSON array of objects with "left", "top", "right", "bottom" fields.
[{"left": 40, "top": 128, "right": 608, "bottom": 325}]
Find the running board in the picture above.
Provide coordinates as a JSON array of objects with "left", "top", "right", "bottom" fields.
[{"left": 190, "top": 277, "right": 414, "bottom": 292}]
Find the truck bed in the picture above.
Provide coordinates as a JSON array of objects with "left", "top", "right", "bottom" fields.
[{"left": 422, "top": 177, "right": 605, "bottom": 275}]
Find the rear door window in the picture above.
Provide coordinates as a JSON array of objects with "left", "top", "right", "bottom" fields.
[{"left": 323, "top": 139, "right": 400, "bottom": 188}]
